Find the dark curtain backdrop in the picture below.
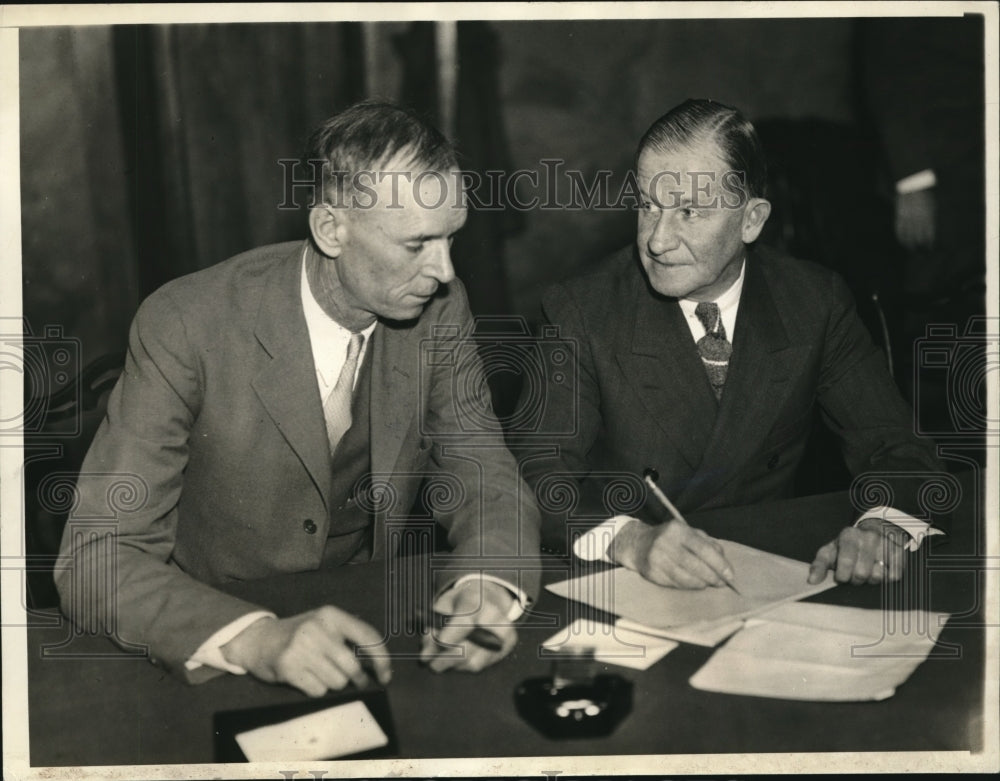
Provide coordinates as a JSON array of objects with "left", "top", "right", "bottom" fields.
[
  {"left": 111, "top": 23, "right": 365, "bottom": 297},
  {"left": 22, "top": 23, "right": 367, "bottom": 367},
  {"left": 395, "top": 21, "right": 525, "bottom": 414},
  {"left": 19, "top": 23, "right": 368, "bottom": 606}
]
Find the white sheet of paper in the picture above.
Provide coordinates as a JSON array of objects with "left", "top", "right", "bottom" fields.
[
  {"left": 617, "top": 615, "right": 744, "bottom": 647},
  {"left": 546, "top": 540, "right": 836, "bottom": 630},
  {"left": 234, "top": 700, "right": 389, "bottom": 762},
  {"left": 541, "top": 617, "right": 678, "bottom": 670},
  {"left": 689, "top": 603, "right": 950, "bottom": 701}
]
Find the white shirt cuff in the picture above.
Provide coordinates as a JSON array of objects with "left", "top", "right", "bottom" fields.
[
  {"left": 185, "top": 610, "right": 277, "bottom": 674},
  {"left": 854, "top": 506, "right": 946, "bottom": 551},
  {"left": 450, "top": 574, "right": 530, "bottom": 621},
  {"left": 572, "top": 515, "right": 639, "bottom": 563},
  {"left": 896, "top": 169, "right": 936, "bottom": 194}
]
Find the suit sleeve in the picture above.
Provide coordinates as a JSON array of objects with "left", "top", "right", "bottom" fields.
[
  {"left": 510, "top": 284, "right": 626, "bottom": 552},
  {"left": 815, "top": 273, "right": 949, "bottom": 529},
  {"left": 419, "top": 281, "right": 543, "bottom": 603},
  {"left": 54, "top": 290, "right": 268, "bottom": 683}
]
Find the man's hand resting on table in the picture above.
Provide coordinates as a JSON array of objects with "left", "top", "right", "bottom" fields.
[
  {"left": 808, "top": 518, "right": 908, "bottom": 585},
  {"left": 220, "top": 606, "right": 391, "bottom": 697},
  {"left": 420, "top": 579, "right": 518, "bottom": 673},
  {"left": 611, "top": 519, "right": 736, "bottom": 589}
]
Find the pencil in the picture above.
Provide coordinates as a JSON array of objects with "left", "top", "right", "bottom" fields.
[{"left": 642, "top": 469, "right": 741, "bottom": 594}]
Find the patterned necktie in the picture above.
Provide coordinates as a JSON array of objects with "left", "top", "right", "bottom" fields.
[
  {"left": 324, "top": 332, "right": 365, "bottom": 454},
  {"left": 694, "top": 301, "right": 731, "bottom": 401}
]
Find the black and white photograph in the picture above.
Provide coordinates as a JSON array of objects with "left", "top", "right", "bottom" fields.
[{"left": 1, "top": 2, "right": 997, "bottom": 778}]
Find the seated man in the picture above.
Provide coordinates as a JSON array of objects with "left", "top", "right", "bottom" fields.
[
  {"left": 56, "top": 101, "right": 540, "bottom": 695},
  {"left": 514, "top": 99, "right": 943, "bottom": 589}
]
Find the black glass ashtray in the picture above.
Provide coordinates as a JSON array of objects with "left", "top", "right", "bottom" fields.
[{"left": 514, "top": 673, "right": 633, "bottom": 739}]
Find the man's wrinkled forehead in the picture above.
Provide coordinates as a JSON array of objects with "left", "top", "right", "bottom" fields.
[
  {"left": 637, "top": 144, "right": 748, "bottom": 208},
  {"left": 365, "top": 165, "right": 467, "bottom": 211}
]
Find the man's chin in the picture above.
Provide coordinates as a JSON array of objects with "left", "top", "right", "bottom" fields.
[
  {"left": 382, "top": 303, "right": 427, "bottom": 323},
  {"left": 644, "top": 264, "right": 696, "bottom": 299}
]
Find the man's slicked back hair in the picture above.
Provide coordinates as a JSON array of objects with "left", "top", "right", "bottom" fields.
[
  {"left": 637, "top": 98, "right": 768, "bottom": 200},
  {"left": 305, "top": 100, "right": 458, "bottom": 203}
]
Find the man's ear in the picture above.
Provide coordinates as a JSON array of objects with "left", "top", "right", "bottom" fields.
[
  {"left": 309, "top": 206, "right": 348, "bottom": 258},
  {"left": 740, "top": 197, "right": 772, "bottom": 243}
]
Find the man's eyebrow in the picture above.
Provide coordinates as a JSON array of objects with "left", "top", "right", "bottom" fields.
[{"left": 403, "top": 231, "right": 455, "bottom": 242}]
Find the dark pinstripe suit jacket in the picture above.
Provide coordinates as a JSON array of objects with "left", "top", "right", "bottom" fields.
[{"left": 516, "top": 244, "right": 943, "bottom": 551}]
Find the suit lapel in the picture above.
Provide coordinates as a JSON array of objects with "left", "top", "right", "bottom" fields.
[
  {"left": 251, "top": 242, "right": 333, "bottom": 510},
  {"left": 369, "top": 321, "right": 418, "bottom": 483},
  {"left": 616, "top": 265, "right": 718, "bottom": 471},
  {"left": 679, "top": 253, "right": 804, "bottom": 508},
  {"left": 368, "top": 319, "right": 421, "bottom": 558}
]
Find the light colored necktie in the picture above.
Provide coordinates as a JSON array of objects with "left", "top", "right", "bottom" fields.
[
  {"left": 324, "top": 332, "right": 365, "bottom": 454},
  {"left": 694, "top": 301, "right": 731, "bottom": 401}
]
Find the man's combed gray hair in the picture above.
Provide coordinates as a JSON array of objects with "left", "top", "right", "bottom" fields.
[
  {"left": 637, "top": 98, "right": 768, "bottom": 201},
  {"left": 305, "top": 100, "right": 459, "bottom": 204}
]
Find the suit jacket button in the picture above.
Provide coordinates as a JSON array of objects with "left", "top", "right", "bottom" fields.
[
  {"left": 767, "top": 454, "right": 780, "bottom": 470},
  {"left": 303, "top": 519, "right": 318, "bottom": 534}
]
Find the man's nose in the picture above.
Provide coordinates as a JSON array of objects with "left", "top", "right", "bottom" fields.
[
  {"left": 425, "top": 240, "right": 455, "bottom": 284},
  {"left": 646, "top": 210, "right": 680, "bottom": 255}
]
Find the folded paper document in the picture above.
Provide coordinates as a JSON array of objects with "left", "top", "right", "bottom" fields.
[
  {"left": 689, "top": 602, "right": 951, "bottom": 701},
  {"left": 541, "top": 618, "right": 679, "bottom": 671},
  {"left": 546, "top": 540, "right": 836, "bottom": 635}
]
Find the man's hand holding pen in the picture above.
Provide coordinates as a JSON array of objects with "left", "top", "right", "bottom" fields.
[
  {"left": 606, "top": 468, "right": 739, "bottom": 591},
  {"left": 610, "top": 518, "right": 738, "bottom": 590},
  {"left": 420, "top": 579, "right": 518, "bottom": 673}
]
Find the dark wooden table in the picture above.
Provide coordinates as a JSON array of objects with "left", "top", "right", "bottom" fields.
[{"left": 27, "top": 475, "right": 986, "bottom": 766}]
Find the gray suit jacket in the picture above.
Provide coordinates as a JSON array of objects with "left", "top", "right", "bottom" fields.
[
  {"left": 56, "top": 241, "right": 540, "bottom": 681},
  {"left": 516, "top": 244, "right": 943, "bottom": 550}
]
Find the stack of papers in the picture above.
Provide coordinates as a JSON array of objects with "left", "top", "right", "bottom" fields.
[
  {"left": 689, "top": 601, "right": 951, "bottom": 701},
  {"left": 546, "top": 540, "right": 836, "bottom": 646}
]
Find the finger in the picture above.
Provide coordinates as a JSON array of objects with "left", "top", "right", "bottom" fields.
[
  {"left": 442, "top": 579, "right": 511, "bottom": 622},
  {"left": 808, "top": 541, "right": 837, "bottom": 584},
  {"left": 682, "top": 532, "right": 737, "bottom": 587},
  {"left": 277, "top": 626, "right": 355, "bottom": 691},
  {"left": 674, "top": 547, "right": 726, "bottom": 588},
  {"left": 419, "top": 629, "right": 437, "bottom": 663},
  {"left": 325, "top": 641, "right": 372, "bottom": 689},
  {"left": 883, "top": 546, "right": 906, "bottom": 582},
  {"left": 426, "top": 626, "right": 468, "bottom": 673},
  {"left": 646, "top": 547, "right": 711, "bottom": 589},
  {"left": 833, "top": 531, "right": 862, "bottom": 584},
  {"left": 286, "top": 667, "right": 337, "bottom": 698},
  {"left": 323, "top": 610, "right": 393, "bottom": 686},
  {"left": 444, "top": 642, "right": 496, "bottom": 674},
  {"left": 692, "top": 528, "right": 726, "bottom": 556},
  {"left": 427, "top": 625, "right": 515, "bottom": 673},
  {"left": 304, "top": 654, "right": 351, "bottom": 692},
  {"left": 849, "top": 532, "right": 884, "bottom": 585},
  {"left": 646, "top": 525, "right": 719, "bottom": 588}
]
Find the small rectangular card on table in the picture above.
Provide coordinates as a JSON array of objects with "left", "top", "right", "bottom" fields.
[
  {"left": 541, "top": 617, "right": 678, "bottom": 671},
  {"left": 214, "top": 688, "right": 397, "bottom": 762}
]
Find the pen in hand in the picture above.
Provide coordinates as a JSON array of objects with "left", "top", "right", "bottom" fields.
[
  {"left": 418, "top": 609, "right": 505, "bottom": 652},
  {"left": 642, "top": 468, "right": 741, "bottom": 594}
]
